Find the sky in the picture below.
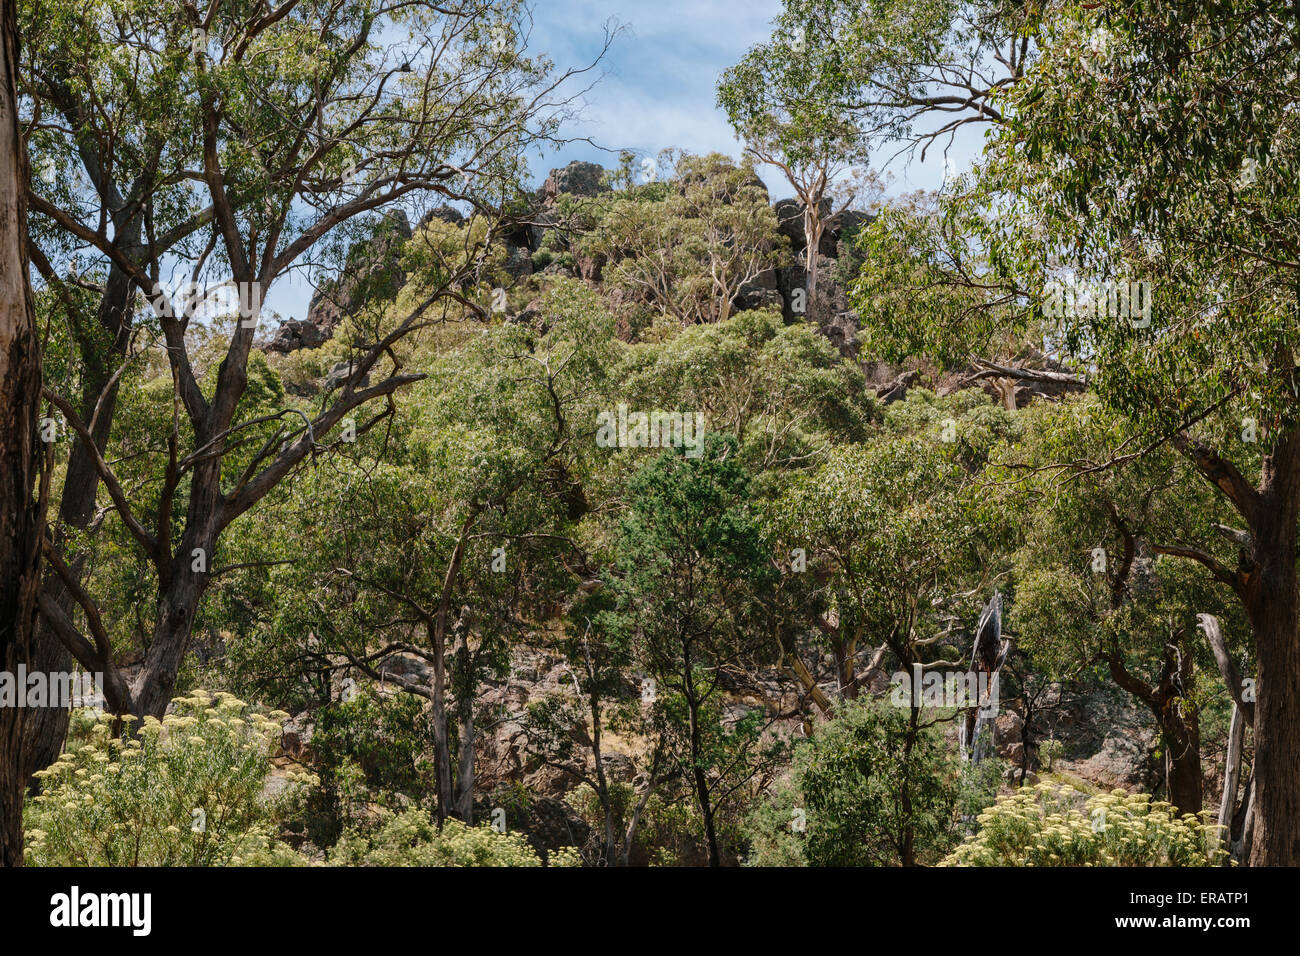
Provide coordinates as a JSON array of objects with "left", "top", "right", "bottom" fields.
[{"left": 264, "top": 0, "right": 983, "bottom": 322}]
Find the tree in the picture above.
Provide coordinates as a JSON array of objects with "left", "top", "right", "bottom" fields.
[
  {"left": 0, "top": 0, "right": 42, "bottom": 866},
  {"left": 717, "top": 4, "right": 869, "bottom": 298},
  {"left": 792, "top": 696, "right": 965, "bottom": 866},
  {"left": 522, "top": 589, "right": 669, "bottom": 866},
  {"left": 27, "top": 0, "right": 601, "bottom": 724},
  {"left": 583, "top": 152, "right": 782, "bottom": 328},
  {"left": 1004, "top": 397, "right": 1248, "bottom": 815},
  {"left": 848, "top": 0, "right": 1300, "bottom": 865},
  {"left": 985, "top": 0, "right": 1297, "bottom": 865},
  {"left": 215, "top": 279, "right": 619, "bottom": 825},
  {"left": 613, "top": 434, "right": 781, "bottom": 867},
  {"left": 767, "top": 393, "right": 1010, "bottom": 712}
]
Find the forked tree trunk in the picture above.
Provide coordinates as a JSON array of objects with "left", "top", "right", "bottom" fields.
[{"left": 0, "top": 0, "right": 44, "bottom": 865}]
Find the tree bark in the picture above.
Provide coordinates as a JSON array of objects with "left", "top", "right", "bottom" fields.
[
  {"left": 0, "top": 0, "right": 44, "bottom": 865},
  {"left": 1243, "top": 482, "right": 1300, "bottom": 865},
  {"left": 23, "top": 260, "right": 136, "bottom": 784},
  {"left": 683, "top": 641, "right": 720, "bottom": 867}
]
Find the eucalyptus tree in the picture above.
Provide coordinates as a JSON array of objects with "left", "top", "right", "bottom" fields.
[
  {"left": 1003, "top": 397, "right": 1248, "bottom": 816},
  {"left": 767, "top": 392, "right": 1012, "bottom": 708},
  {"left": 611, "top": 434, "right": 782, "bottom": 867},
  {"left": 0, "top": 0, "right": 43, "bottom": 865},
  {"left": 215, "top": 280, "right": 620, "bottom": 824},
  {"left": 850, "top": 0, "right": 1300, "bottom": 863},
  {"left": 582, "top": 152, "right": 782, "bottom": 328},
  {"left": 716, "top": 4, "right": 869, "bottom": 298},
  {"left": 25, "top": 0, "right": 604, "bottom": 725}
]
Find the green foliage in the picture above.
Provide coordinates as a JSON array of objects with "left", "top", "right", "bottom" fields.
[
  {"left": 311, "top": 689, "right": 434, "bottom": 830},
  {"left": 583, "top": 152, "right": 783, "bottom": 328},
  {"left": 943, "top": 783, "right": 1229, "bottom": 867},
  {"left": 25, "top": 694, "right": 312, "bottom": 866},
  {"left": 745, "top": 697, "right": 969, "bottom": 867},
  {"left": 328, "top": 810, "right": 579, "bottom": 867}
]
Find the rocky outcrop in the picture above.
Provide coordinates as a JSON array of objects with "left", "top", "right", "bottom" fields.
[
  {"left": 542, "top": 160, "right": 609, "bottom": 202},
  {"left": 266, "top": 318, "right": 331, "bottom": 354},
  {"left": 267, "top": 212, "right": 412, "bottom": 355}
]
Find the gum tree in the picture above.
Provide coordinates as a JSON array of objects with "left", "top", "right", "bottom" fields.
[
  {"left": 27, "top": 0, "right": 603, "bottom": 724},
  {"left": 717, "top": 3, "right": 869, "bottom": 298},
  {"left": 988, "top": 0, "right": 1300, "bottom": 865},
  {"left": 852, "top": 0, "right": 1300, "bottom": 863},
  {"left": 0, "top": 0, "right": 43, "bottom": 865},
  {"left": 612, "top": 434, "right": 781, "bottom": 867}
]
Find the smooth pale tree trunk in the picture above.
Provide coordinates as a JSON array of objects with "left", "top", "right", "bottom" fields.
[
  {"left": 1218, "top": 703, "right": 1245, "bottom": 849},
  {"left": 0, "top": 0, "right": 44, "bottom": 865},
  {"left": 803, "top": 200, "right": 824, "bottom": 299}
]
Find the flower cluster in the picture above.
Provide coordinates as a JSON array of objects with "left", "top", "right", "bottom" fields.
[
  {"left": 25, "top": 692, "right": 315, "bottom": 866},
  {"left": 940, "top": 782, "right": 1229, "bottom": 867}
]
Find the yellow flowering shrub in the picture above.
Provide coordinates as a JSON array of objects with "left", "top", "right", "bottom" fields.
[
  {"left": 328, "top": 809, "right": 581, "bottom": 867},
  {"left": 940, "top": 782, "right": 1229, "bottom": 867},
  {"left": 24, "top": 692, "right": 315, "bottom": 866}
]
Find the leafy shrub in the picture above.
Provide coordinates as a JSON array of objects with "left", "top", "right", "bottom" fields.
[
  {"left": 313, "top": 689, "right": 433, "bottom": 808},
  {"left": 941, "top": 783, "right": 1229, "bottom": 866},
  {"left": 328, "top": 809, "right": 580, "bottom": 867},
  {"left": 25, "top": 693, "right": 314, "bottom": 866},
  {"left": 744, "top": 697, "right": 973, "bottom": 867}
]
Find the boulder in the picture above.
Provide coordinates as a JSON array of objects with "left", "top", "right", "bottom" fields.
[
  {"left": 280, "top": 712, "right": 314, "bottom": 761},
  {"left": 504, "top": 244, "right": 534, "bottom": 280},
  {"left": 773, "top": 197, "right": 834, "bottom": 255},
  {"left": 576, "top": 251, "right": 605, "bottom": 283},
  {"left": 543, "top": 160, "right": 608, "bottom": 202},
  {"left": 419, "top": 204, "right": 465, "bottom": 228},
  {"left": 735, "top": 268, "right": 783, "bottom": 312},
  {"left": 266, "top": 318, "right": 330, "bottom": 354},
  {"left": 294, "top": 213, "right": 412, "bottom": 353},
  {"left": 322, "top": 359, "right": 371, "bottom": 393}
]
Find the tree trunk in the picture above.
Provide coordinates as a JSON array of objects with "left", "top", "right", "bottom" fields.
[
  {"left": 803, "top": 201, "right": 823, "bottom": 299},
  {"left": 1244, "top": 529, "right": 1300, "bottom": 865},
  {"left": 1218, "top": 703, "right": 1245, "bottom": 849},
  {"left": 0, "top": 0, "right": 44, "bottom": 865},
  {"left": 683, "top": 650, "right": 720, "bottom": 867},
  {"left": 24, "top": 261, "right": 136, "bottom": 784},
  {"left": 430, "top": 634, "right": 452, "bottom": 826},
  {"left": 452, "top": 652, "right": 475, "bottom": 823},
  {"left": 899, "top": 705, "right": 918, "bottom": 865},
  {"left": 1244, "top": 437, "right": 1300, "bottom": 866},
  {"left": 1161, "top": 710, "right": 1202, "bottom": 818},
  {"left": 128, "top": 571, "right": 205, "bottom": 717}
]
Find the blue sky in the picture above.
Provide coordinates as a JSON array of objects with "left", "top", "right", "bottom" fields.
[{"left": 264, "top": 1, "right": 981, "bottom": 321}]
